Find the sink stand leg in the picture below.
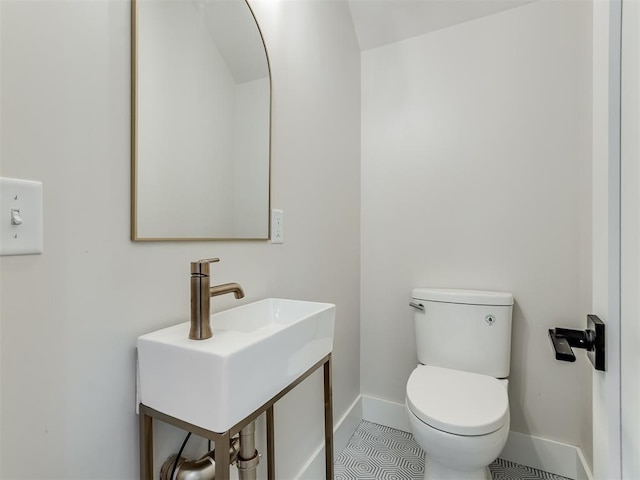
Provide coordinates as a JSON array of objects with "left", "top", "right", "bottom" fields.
[
  {"left": 324, "top": 355, "right": 334, "bottom": 480},
  {"left": 266, "top": 406, "right": 276, "bottom": 480},
  {"left": 216, "top": 431, "right": 231, "bottom": 480},
  {"left": 139, "top": 409, "right": 153, "bottom": 480}
]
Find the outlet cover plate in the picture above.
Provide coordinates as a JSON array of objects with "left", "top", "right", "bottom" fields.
[{"left": 271, "top": 209, "right": 283, "bottom": 244}]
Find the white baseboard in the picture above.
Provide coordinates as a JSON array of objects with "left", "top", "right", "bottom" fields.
[
  {"left": 362, "top": 394, "right": 411, "bottom": 432},
  {"left": 295, "top": 394, "right": 593, "bottom": 480},
  {"left": 500, "top": 430, "right": 593, "bottom": 480},
  {"left": 293, "top": 395, "right": 363, "bottom": 480}
]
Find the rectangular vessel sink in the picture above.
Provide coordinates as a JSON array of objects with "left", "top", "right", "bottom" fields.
[{"left": 137, "top": 298, "right": 335, "bottom": 433}]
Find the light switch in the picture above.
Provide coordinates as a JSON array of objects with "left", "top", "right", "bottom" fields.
[{"left": 0, "top": 177, "right": 43, "bottom": 256}]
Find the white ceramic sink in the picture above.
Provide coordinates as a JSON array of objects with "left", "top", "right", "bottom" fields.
[{"left": 137, "top": 298, "right": 335, "bottom": 433}]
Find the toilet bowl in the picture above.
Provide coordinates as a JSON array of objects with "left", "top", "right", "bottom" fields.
[{"left": 406, "top": 365, "right": 510, "bottom": 480}]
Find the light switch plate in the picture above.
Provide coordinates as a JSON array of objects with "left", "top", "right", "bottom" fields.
[{"left": 0, "top": 177, "right": 43, "bottom": 256}]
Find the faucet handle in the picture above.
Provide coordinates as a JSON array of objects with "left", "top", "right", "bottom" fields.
[
  {"left": 197, "top": 257, "right": 220, "bottom": 264},
  {"left": 191, "top": 257, "right": 220, "bottom": 276}
]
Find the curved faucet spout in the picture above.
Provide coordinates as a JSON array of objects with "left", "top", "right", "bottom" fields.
[{"left": 210, "top": 282, "right": 245, "bottom": 299}]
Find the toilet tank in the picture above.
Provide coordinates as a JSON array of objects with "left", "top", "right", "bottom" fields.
[{"left": 412, "top": 288, "right": 513, "bottom": 378}]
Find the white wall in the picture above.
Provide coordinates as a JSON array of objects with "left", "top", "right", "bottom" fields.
[
  {"left": 0, "top": 0, "right": 361, "bottom": 478},
  {"left": 361, "top": 0, "right": 593, "bottom": 457}
]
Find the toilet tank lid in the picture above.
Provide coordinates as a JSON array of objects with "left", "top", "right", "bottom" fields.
[{"left": 411, "top": 288, "right": 513, "bottom": 306}]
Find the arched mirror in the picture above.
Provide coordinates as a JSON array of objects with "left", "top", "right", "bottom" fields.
[{"left": 131, "top": 0, "right": 271, "bottom": 240}]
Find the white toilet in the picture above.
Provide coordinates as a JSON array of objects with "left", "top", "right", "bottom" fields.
[{"left": 406, "top": 288, "right": 514, "bottom": 480}]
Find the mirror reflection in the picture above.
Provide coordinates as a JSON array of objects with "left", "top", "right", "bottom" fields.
[{"left": 132, "top": 0, "right": 271, "bottom": 240}]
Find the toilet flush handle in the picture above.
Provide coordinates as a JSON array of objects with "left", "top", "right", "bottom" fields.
[{"left": 409, "top": 301, "right": 424, "bottom": 311}]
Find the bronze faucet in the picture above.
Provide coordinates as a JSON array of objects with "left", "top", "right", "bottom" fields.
[{"left": 190, "top": 258, "right": 245, "bottom": 340}]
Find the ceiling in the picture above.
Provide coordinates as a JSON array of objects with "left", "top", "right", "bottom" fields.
[{"left": 347, "top": 0, "right": 535, "bottom": 51}]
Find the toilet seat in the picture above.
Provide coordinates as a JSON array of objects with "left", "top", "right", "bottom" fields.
[{"left": 406, "top": 365, "right": 509, "bottom": 436}]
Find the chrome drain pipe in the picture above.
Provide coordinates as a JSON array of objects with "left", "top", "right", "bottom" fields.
[
  {"left": 160, "top": 437, "right": 240, "bottom": 480},
  {"left": 237, "top": 423, "right": 260, "bottom": 480}
]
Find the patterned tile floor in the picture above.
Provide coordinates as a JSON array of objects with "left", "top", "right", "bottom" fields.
[{"left": 334, "top": 421, "right": 573, "bottom": 480}]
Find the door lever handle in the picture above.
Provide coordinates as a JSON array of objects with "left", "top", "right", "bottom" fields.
[
  {"left": 548, "top": 329, "right": 576, "bottom": 362},
  {"left": 549, "top": 315, "right": 605, "bottom": 371}
]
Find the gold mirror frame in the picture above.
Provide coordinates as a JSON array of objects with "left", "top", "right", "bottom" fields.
[{"left": 131, "top": 0, "right": 272, "bottom": 241}]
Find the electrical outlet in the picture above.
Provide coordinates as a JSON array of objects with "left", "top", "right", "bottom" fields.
[{"left": 271, "top": 209, "right": 283, "bottom": 244}]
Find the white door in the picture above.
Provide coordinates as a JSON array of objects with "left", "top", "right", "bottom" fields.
[
  {"left": 593, "top": 0, "right": 640, "bottom": 478},
  {"left": 592, "top": 1, "right": 622, "bottom": 478},
  {"left": 620, "top": 0, "right": 640, "bottom": 477}
]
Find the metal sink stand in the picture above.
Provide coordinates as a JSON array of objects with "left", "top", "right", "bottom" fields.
[{"left": 139, "top": 353, "right": 334, "bottom": 480}]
